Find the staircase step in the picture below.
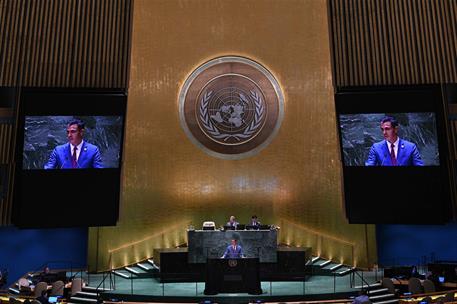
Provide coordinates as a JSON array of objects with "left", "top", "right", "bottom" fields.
[
  {"left": 368, "top": 288, "right": 389, "bottom": 294},
  {"left": 69, "top": 297, "right": 98, "bottom": 303},
  {"left": 369, "top": 293, "right": 394, "bottom": 300},
  {"left": 322, "top": 262, "right": 341, "bottom": 270},
  {"left": 371, "top": 299, "right": 398, "bottom": 304},
  {"left": 82, "top": 286, "right": 112, "bottom": 292},
  {"left": 311, "top": 256, "right": 321, "bottom": 263},
  {"left": 337, "top": 267, "right": 355, "bottom": 276},
  {"left": 354, "top": 282, "right": 382, "bottom": 289},
  {"left": 147, "top": 259, "right": 160, "bottom": 270},
  {"left": 112, "top": 270, "right": 132, "bottom": 279},
  {"left": 329, "top": 263, "right": 343, "bottom": 271},
  {"left": 318, "top": 260, "right": 332, "bottom": 267},
  {"left": 75, "top": 291, "right": 98, "bottom": 298},
  {"left": 136, "top": 262, "right": 153, "bottom": 271},
  {"left": 124, "top": 266, "right": 146, "bottom": 274}
]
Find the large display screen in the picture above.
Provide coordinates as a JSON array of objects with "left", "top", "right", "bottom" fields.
[
  {"left": 335, "top": 85, "right": 452, "bottom": 224},
  {"left": 13, "top": 88, "right": 127, "bottom": 228},
  {"left": 23, "top": 116, "right": 123, "bottom": 170},
  {"left": 339, "top": 113, "right": 440, "bottom": 167}
]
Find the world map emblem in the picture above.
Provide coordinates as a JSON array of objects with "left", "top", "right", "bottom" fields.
[{"left": 179, "top": 56, "right": 284, "bottom": 159}]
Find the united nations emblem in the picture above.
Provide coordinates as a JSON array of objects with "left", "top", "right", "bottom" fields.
[
  {"left": 179, "top": 56, "right": 284, "bottom": 159},
  {"left": 228, "top": 259, "right": 238, "bottom": 267}
]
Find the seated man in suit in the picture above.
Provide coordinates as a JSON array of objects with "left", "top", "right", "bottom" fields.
[
  {"left": 221, "top": 239, "right": 244, "bottom": 259},
  {"left": 365, "top": 116, "right": 423, "bottom": 166},
  {"left": 38, "top": 266, "right": 54, "bottom": 284},
  {"left": 248, "top": 215, "right": 261, "bottom": 228},
  {"left": 37, "top": 289, "right": 50, "bottom": 304},
  {"left": 44, "top": 119, "right": 103, "bottom": 169}
]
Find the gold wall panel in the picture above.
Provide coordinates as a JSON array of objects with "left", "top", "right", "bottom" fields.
[{"left": 88, "top": 0, "right": 377, "bottom": 271}]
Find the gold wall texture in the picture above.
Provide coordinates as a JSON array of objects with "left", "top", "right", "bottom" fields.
[{"left": 88, "top": 0, "right": 377, "bottom": 271}]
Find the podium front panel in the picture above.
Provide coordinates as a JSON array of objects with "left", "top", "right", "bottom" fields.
[{"left": 204, "top": 258, "right": 261, "bottom": 295}]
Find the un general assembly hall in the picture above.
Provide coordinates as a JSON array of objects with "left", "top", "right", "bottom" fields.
[{"left": 1, "top": 1, "right": 457, "bottom": 304}]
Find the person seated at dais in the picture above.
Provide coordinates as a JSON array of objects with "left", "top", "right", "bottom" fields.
[
  {"left": 248, "top": 215, "right": 261, "bottom": 228},
  {"left": 226, "top": 215, "right": 239, "bottom": 229}
]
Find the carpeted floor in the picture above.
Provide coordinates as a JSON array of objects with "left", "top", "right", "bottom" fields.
[{"left": 82, "top": 270, "right": 381, "bottom": 300}]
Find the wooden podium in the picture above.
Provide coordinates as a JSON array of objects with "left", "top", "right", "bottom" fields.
[{"left": 204, "top": 258, "right": 262, "bottom": 295}]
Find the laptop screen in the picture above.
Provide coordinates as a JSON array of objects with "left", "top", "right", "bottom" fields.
[{"left": 48, "top": 296, "right": 61, "bottom": 304}]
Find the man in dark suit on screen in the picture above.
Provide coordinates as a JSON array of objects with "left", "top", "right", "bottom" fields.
[
  {"left": 44, "top": 119, "right": 103, "bottom": 169},
  {"left": 221, "top": 239, "right": 245, "bottom": 259},
  {"left": 365, "top": 116, "right": 424, "bottom": 166}
]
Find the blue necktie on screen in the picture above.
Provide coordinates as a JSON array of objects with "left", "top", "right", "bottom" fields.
[
  {"left": 72, "top": 146, "right": 77, "bottom": 168},
  {"left": 390, "top": 143, "right": 397, "bottom": 166}
]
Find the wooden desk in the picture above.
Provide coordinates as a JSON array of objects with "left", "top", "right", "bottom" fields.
[
  {"left": 399, "top": 289, "right": 457, "bottom": 303},
  {"left": 443, "top": 282, "right": 457, "bottom": 288},
  {"left": 392, "top": 278, "right": 457, "bottom": 290}
]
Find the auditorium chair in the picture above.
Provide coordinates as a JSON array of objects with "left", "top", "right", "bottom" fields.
[
  {"left": 421, "top": 296, "right": 432, "bottom": 303},
  {"left": 33, "top": 281, "right": 48, "bottom": 298},
  {"left": 381, "top": 278, "right": 396, "bottom": 294},
  {"left": 422, "top": 279, "right": 436, "bottom": 293},
  {"left": 18, "top": 277, "right": 32, "bottom": 295},
  {"left": 9, "top": 297, "right": 21, "bottom": 304},
  {"left": 435, "top": 291, "right": 455, "bottom": 303},
  {"left": 70, "top": 278, "right": 83, "bottom": 295},
  {"left": 50, "top": 280, "right": 64, "bottom": 296},
  {"left": 408, "top": 277, "right": 423, "bottom": 294},
  {"left": 31, "top": 300, "right": 41, "bottom": 304}
]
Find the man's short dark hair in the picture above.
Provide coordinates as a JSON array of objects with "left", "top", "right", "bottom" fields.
[
  {"left": 381, "top": 116, "right": 398, "bottom": 128},
  {"left": 252, "top": 215, "right": 257, "bottom": 219},
  {"left": 67, "top": 119, "right": 85, "bottom": 130}
]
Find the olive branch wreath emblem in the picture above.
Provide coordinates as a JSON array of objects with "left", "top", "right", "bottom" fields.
[{"left": 199, "top": 90, "right": 265, "bottom": 142}]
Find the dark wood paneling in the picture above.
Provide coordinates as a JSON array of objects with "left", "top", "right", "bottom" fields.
[
  {"left": 0, "top": 0, "right": 133, "bottom": 88},
  {"left": 0, "top": 122, "right": 13, "bottom": 225},
  {"left": 329, "top": 0, "right": 457, "bottom": 87}
]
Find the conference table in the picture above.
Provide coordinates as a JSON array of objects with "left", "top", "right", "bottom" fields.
[
  {"left": 393, "top": 278, "right": 457, "bottom": 289},
  {"left": 187, "top": 228, "right": 278, "bottom": 263}
]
